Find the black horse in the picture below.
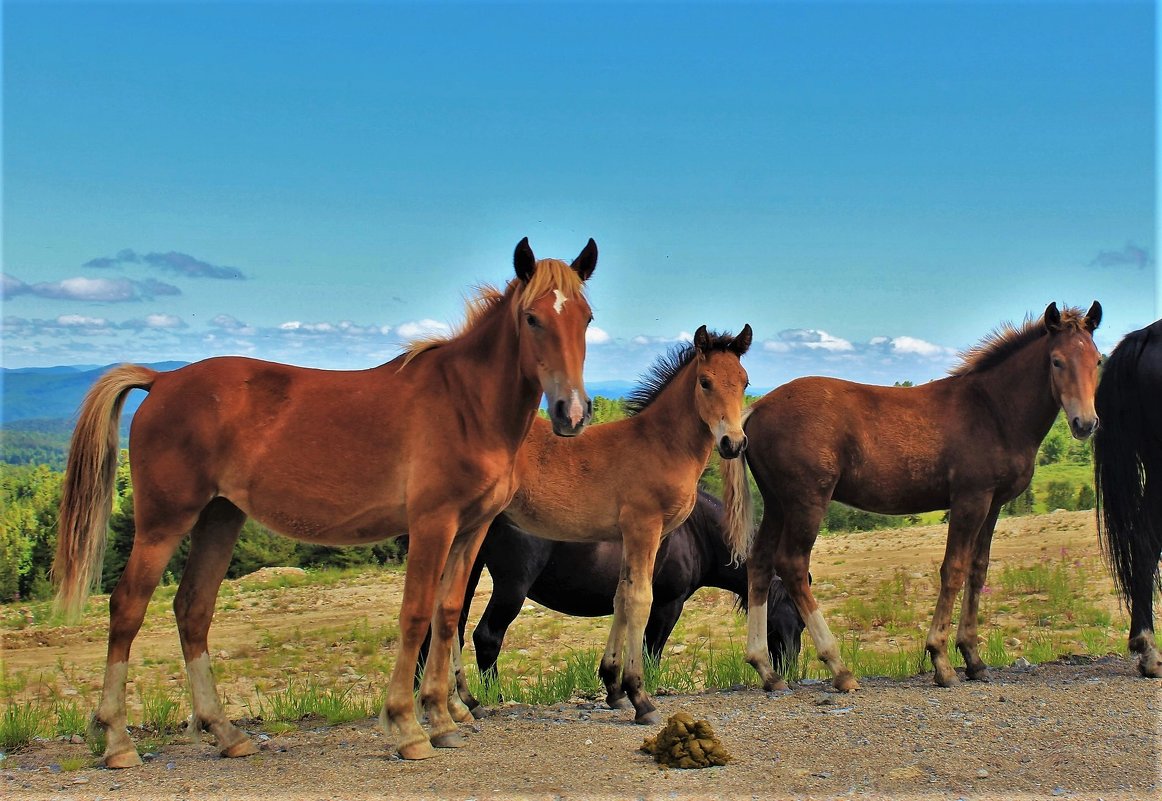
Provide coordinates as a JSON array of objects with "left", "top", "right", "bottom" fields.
[
  {"left": 419, "top": 489, "right": 805, "bottom": 706},
  {"left": 1094, "top": 318, "right": 1162, "bottom": 678}
]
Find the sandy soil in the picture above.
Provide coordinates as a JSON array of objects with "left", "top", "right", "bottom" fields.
[{"left": 3, "top": 510, "right": 1160, "bottom": 799}]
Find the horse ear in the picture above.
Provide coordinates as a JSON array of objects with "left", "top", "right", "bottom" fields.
[
  {"left": 1084, "top": 300, "right": 1102, "bottom": 332},
  {"left": 693, "top": 325, "right": 711, "bottom": 354},
  {"left": 730, "top": 324, "right": 753, "bottom": 356},
  {"left": 1043, "top": 302, "right": 1062, "bottom": 333},
  {"left": 514, "top": 237, "right": 536, "bottom": 283},
  {"left": 571, "top": 238, "right": 597, "bottom": 281}
]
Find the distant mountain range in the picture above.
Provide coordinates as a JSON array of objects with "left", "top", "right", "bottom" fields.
[{"left": 1, "top": 363, "right": 638, "bottom": 428}]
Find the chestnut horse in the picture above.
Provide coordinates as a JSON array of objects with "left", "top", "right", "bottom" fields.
[
  {"left": 450, "top": 325, "right": 752, "bottom": 724},
  {"left": 53, "top": 238, "right": 597, "bottom": 765},
  {"left": 723, "top": 302, "right": 1102, "bottom": 691},
  {"left": 1094, "top": 318, "right": 1162, "bottom": 678}
]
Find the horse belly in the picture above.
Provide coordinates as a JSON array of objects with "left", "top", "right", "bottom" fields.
[{"left": 834, "top": 463, "right": 950, "bottom": 516}]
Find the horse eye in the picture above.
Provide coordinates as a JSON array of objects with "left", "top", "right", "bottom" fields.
[
  {"left": 699, "top": 377, "right": 711, "bottom": 390},
  {"left": 1051, "top": 357, "right": 1065, "bottom": 369},
  {"left": 526, "top": 314, "right": 540, "bottom": 329}
]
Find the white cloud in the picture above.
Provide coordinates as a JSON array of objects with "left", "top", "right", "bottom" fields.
[
  {"left": 585, "top": 325, "right": 611, "bottom": 345},
  {"left": 57, "top": 314, "right": 111, "bottom": 328},
  {"left": 144, "top": 313, "right": 185, "bottom": 329},
  {"left": 396, "top": 319, "right": 452, "bottom": 339},
  {"left": 764, "top": 328, "right": 854, "bottom": 352},
  {"left": 885, "top": 335, "right": 950, "bottom": 358}
]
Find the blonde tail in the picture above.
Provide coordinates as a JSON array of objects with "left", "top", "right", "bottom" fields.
[
  {"left": 721, "top": 406, "right": 756, "bottom": 565},
  {"left": 54, "top": 364, "right": 157, "bottom": 621}
]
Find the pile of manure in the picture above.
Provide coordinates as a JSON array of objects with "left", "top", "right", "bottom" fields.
[{"left": 640, "top": 711, "right": 732, "bottom": 769}]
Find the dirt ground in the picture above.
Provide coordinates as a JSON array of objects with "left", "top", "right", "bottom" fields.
[{"left": 3, "top": 510, "right": 1161, "bottom": 799}]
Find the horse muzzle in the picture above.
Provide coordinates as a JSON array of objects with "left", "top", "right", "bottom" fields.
[
  {"left": 1069, "top": 414, "right": 1099, "bottom": 440},
  {"left": 549, "top": 392, "right": 592, "bottom": 437},
  {"left": 717, "top": 433, "right": 747, "bottom": 459}
]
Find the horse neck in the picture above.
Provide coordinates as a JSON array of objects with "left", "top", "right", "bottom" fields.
[
  {"left": 440, "top": 297, "right": 541, "bottom": 449},
  {"left": 633, "top": 363, "right": 714, "bottom": 463},
  {"left": 968, "top": 334, "right": 1060, "bottom": 452}
]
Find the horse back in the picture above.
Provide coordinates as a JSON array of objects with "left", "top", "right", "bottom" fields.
[{"left": 746, "top": 375, "right": 1028, "bottom": 514}]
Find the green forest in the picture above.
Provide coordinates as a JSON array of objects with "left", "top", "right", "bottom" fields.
[{"left": 0, "top": 397, "right": 1096, "bottom": 604}]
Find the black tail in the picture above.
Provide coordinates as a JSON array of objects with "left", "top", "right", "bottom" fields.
[{"left": 1094, "top": 324, "right": 1162, "bottom": 638}]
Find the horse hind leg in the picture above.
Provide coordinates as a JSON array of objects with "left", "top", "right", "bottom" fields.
[
  {"left": 778, "top": 501, "right": 858, "bottom": 692},
  {"left": 1130, "top": 470, "right": 1162, "bottom": 678},
  {"left": 92, "top": 512, "right": 195, "bottom": 768},
  {"left": 746, "top": 508, "right": 789, "bottom": 691},
  {"left": 173, "top": 499, "right": 255, "bottom": 758}
]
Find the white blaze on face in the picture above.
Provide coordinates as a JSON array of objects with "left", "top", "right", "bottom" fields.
[
  {"left": 553, "top": 289, "right": 568, "bottom": 315},
  {"left": 569, "top": 388, "right": 585, "bottom": 427}
]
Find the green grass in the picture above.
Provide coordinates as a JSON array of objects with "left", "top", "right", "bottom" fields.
[
  {"left": 1, "top": 699, "right": 45, "bottom": 752},
  {"left": 245, "top": 678, "right": 375, "bottom": 726},
  {"left": 139, "top": 683, "right": 183, "bottom": 733}
]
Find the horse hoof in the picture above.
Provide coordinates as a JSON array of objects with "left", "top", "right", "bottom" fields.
[
  {"left": 634, "top": 710, "right": 662, "bottom": 726},
  {"left": 470, "top": 705, "right": 488, "bottom": 720},
  {"left": 221, "top": 738, "right": 259, "bottom": 758},
  {"left": 763, "top": 678, "right": 789, "bottom": 692},
  {"left": 430, "top": 730, "right": 467, "bottom": 749},
  {"left": 966, "top": 666, "right": 991, "bottom": 683},
  {"left": 934, "top": 670, "right": 960, "bottom": 688},
  {"left": 833, "top": 672, "right": 860, "bottom": 693},
  {"left": 1137, "top": 658, "right": 1162, "bottom": 679},
  {"left": 608, "top": 696, "right": 634, "bottom": 711},
  {"left": 398, "top": 740, "right": 437, "bottom": 760},
  {"left": 104, "top": 750, "right": 143, "bottom": 770}
]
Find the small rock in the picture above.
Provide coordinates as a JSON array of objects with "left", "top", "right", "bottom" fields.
[
  {"left": 1005, "top": 637, "right": 1022, "bottom": 648},
  {"left": 70, "top": 734, "right": 85, "bottom": 745},
  {"left": 1011, "top": 657, "right": 1032, "bottom": 670},
  {"left": 815, "top": 694, "right": 837, "bottom": 706},
  {"left": 48, "top": 764, "right": 61, "bottom": 774},
  {"left": 976, "top": 768, "right": 990, "bottom": 778},
  {"left": 72, "top": 776, "right": 89, "bottom": 785},
  {"left": 165, "top": 761, "right": 176, "bottom": 770},
  {"left": 216, "top": 650, "right": 229, "bottom": 660}
]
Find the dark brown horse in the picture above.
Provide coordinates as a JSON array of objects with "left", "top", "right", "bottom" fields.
[
  {"left": 723, "top": 303, "right": 1102, "bottom": 691},
  {"left": 1094, "top": 318, "right": 1162, "bottom": 678},
  {"left": 54, "top": 238, "right": 597, "bottom": 765},
  {"left": 453, "top": 326, "right": 752, "bottom": 724}
]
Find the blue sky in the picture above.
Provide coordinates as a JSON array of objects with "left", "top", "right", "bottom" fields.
[{"left": 2, "top": 1, "right": 1156, "bottom": 389}]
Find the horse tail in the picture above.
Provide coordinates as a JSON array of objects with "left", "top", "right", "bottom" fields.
[
  {"left": 54, "top": 364, "right": 158, "bottom": 621},
  {"left": 1093, "top": 326, "right": 1158, "bottom": 614},
  {"left": 722, "top": 406, "right": 756, "bottom": 565}
]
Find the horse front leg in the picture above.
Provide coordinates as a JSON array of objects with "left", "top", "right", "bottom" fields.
[
  {"left": 174, "top": 500, "right": 255, "bottom": 758},
  {"left": 617, "top": 520, "right": 663, "bottom": 725},
  {"left": 599, "top": 578, "right": 632, "bottom": 710},
  {"left": 381, "top": 515, "right": 456, "bottom": 760},
  {"left": 956, "top": 504, "right": 1000, "bottom": 681},
  {"left": 926, "top": 493, "right": 991, "bottom": 687},
  {"left": 419, "top": 522, "right": 491, "bottom": 748}
]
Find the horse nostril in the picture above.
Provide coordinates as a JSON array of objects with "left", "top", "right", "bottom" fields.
[
  {"left": 741, "top": 434, "right": 749, "bottom": 452},
  {"left": 555, "top": 399, "right": 567, "bottom": 422}
]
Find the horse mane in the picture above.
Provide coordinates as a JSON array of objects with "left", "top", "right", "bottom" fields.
[
  {"left": 949, "top": 306, "right": 1090, "bottom": 377},
  {"left": 624, "top": 331, "right": 736, "bottom": 416},
  {"left": 401, "top": 258, "right": 585, "bottom": 366}
]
